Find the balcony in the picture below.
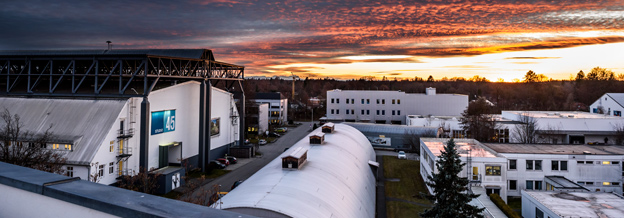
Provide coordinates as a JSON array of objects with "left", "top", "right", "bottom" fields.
[
  {"left": 469, "top": 174, "right": 482, "bottom": 185},
  {"left": 117, "top": 128, "right": 135, "bottom": 139},
  {"left": 117, "top": 146, "right": 132, "bottom": 158}
]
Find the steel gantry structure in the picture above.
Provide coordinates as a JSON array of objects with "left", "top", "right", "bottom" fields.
[{"left": 0, "top": 49, "right": 245, "bottom": 173}]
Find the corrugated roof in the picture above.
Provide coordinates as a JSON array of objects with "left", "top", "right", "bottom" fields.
[
  {"left": 219, "top": 123, "right": 376, "bottom": 218},
  {"left": 0, "top": 97, "right": 127, "bottom": 165},
  {"left": 545, "top": 176, "right": 588, "bottom": 190},
  {"left": 0, "top": 49, "right": 214, "bottom": 60}
]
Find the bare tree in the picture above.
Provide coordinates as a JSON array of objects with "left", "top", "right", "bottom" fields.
[
  {"left": 512, "top": 112, "right": 538, "bottom": 144},
  {"left": 0, "top": 109, "right": 66, "bottom": 174},
  {"left": 460, "top": 97, "right": 499, "bottom": 142},
  {"left": 538, "top": 124, "right": 563, "bottom": 144},
  {"left": 613, "top": 123, "right": 624, "bottom": 145}
]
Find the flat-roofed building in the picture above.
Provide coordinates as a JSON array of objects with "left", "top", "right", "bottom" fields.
[
  {"left": 522, "top": 190, "right": 624, "bottom": 218},
  {"left": 325, "top": 88, "right": 468, "bottom": 124},
  {"left": 253, "top": 92, "right": 288, "bottom": 125}
]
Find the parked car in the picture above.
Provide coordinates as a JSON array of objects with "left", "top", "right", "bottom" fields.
[
  {"left": 217, "top": 158, "right": 230, "bottom": 166},
  {"left": 397, "top": 151, "right": 407, "bottom": 159},
  {"left": 268, "top": 132, "right": 281, "bottom": 137},
  {"left": 275, "top": 127, "right": 288, "bottom": 133},
  {"left": 259, "top": 139, "right": 267, "bottom": 145},
  {"left": 226, "top": 156, "right": 238, "bottom": 164},
  {"left": 231, "top": 180, "right": 243, "bottom": 190},
  {"left": 209, "top": 160, "right": 226, "bottom": 169}
]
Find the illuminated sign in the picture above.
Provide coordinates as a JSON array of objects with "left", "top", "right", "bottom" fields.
[{"left": 151, "top": 110, "right": 176, "bottom": 135}]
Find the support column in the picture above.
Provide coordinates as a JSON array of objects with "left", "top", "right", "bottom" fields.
[
  {"left": 204, "top": 81, "right": 212, "bottom": 171},
  {"left": 239, "top": 81, "right": 245, "bottom": 146},
  {"left": 139, "top": 96, "right": 150, "bottom": 172},
  {"left": 198, "top": 80, "right": 207, "bottom": 172}
]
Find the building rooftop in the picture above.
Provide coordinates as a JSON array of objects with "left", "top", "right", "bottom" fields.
[
  {"left": 483, "top": 143, "right": 624, "bottom": 155},
  {"left": 219, "top": 123, "right": 376, "bottom": 218},
  {"left": 544, "top": 176, "right": 589, "bottom": 191},
  {"left": 503, "top": 111, "right": 618, "bottom": 119},
  {"left": 524, "top": 191, "right": 624, "bottom": 218},
  {"left": 254, "top": 92, "right": 286, "bottom": 100},
  {"left": 420, "top": 138, "right": 498, "bottom": 158},
  {"left": 606, "top": 93, "right": 624, "bottom": 109}
]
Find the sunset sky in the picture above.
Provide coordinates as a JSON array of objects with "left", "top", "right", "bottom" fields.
[{"left": 1, "top": 0, "right": 623, "bottom": 81}]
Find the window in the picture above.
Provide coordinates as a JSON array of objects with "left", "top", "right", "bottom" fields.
[
  {"left": 397, "top": 99, "right": 401, "bottom": 104},
  {"left": 485, "top": 165, "right": 501, "bottom": 176},
  {"left": 331, "top": 109, "right": 334, "bottom": 114},
  {"left": 351, "top": 99, "right": 354, "bottom": 104},
  {"left": 367, "top": 110, "right": 370, "bottom": 115},
  {"left": 331, "top": 98, "right": 334, "bottom": 104},
  {"left": 361, "top": 110, "right": 365, "bottom": 114},
  {"left": 509, "top": 160, "right": 517, "bottom": 170},
  {"left": 351, "top": 109, "right": 354, "bottom": 114},
  {"left": 603, "top": 182, "right": 611, "bottom": 186},
  {"left": 561, "top": 161, "right": 567, "bottom": 170},
  {"left": 392, "top": 110, "right": 395, "bottom": 115},
  {"left": 526, "top": 160, "right": 533, "bottom": 170},
  {"left": 509, "top": 180, "right": 517, "bottom": 190},
  {"left": 377, "top": 99, "right": 380, "bottom": 104},
  {"left": 109, "top": 162, "right": 114, "bottom": 174},
  {"left": 346, "top": 110, "right": 349, "bottom": 114},
  {"left": 497, "top": 129, "right": 509, "bottom": 143},
  {"left": 392, "top": 99, "right": 395, "bottom": 104},
  {"left": 361, "top": 99, "right": 364, "bottom": 104},
  {"left": 336, "top": 110, "right": 339, "bottom": 114},
  {"left": 346, "top": 99, "right": 349, "bottom": 104},
  {"left": 397, "top": 110, "right": 401, "bottom": 115},
  {"left": 526, "top": 180, "right": 533, "bottom": 190},
  {"left": 536, "top": 208, "right": 544, "bottom": 218},
  {"left": 526, "top": 160, "right": 542, "bottom": 170},
  {"left": 377, "top": 110, "right": 380, "bottom": 115},
  {"left": 593, "top": 108, "right": 598, "bottom": 113},
  {"left": 382, "top": 110, "right": 385, "bottom": 115},
  {"left": 526, "top": 180, "right": 542, "bottom": 190},
  {"left": 535, "top": 160, "right": 542, "bottom": 170},
  {"left": 336, "top": 99, "right": 340, "bottom": 104},
  {"left": 382, "top": 99, "right": 385, "bottom": 104},
  {"left": 98, "top": 165, "right": 104, "bottom": 177},
  {"left": 615, "top": 111, "right": 622, "bottom": 116},
  {"left": 552, "top": 160, "right": 568, "bottom": 171},
  {"left": 66, "top": 166, "right": 74, "bottom": 177},
  {"left": 367, "top": 99, "right": 370, "bottom": 104},
  {"left": 110, "top": 141, "right": 114, "bottom": 152},
  {"left": 603, "top": 161, "right": 611, "bottom": 165},
  {"left": 613, "top": 161, "right": 620, "bottom": 165},
  {"left": 613, "top": 182, "right": 620, "bottom": 186}
]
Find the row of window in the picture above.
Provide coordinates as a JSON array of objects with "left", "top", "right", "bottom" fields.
[
  {"left": 65, "top": 162, "right": 118, "bottom": 178},
  {"left": 509, "top": 159, "right": 620, "bottom": 171},
  {"left": 330, "top": 109, "right": 401, "bottom": 115},
  {"left": 330, "top": 98, "right": 401, "bottom": 105},
  {"left": 507, "top": 179, "right": 621, "bottom": 191}
]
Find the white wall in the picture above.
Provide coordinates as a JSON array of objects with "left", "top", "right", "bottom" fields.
[
  {"left": 254, "top": 98, "right": 287, "bottom": 124},
  {"left": 521, "top": 190, "right": 559, "bottom": 218},
  {"left": 0, "top": 183, "right": 118, "bottom": 218},
  {"left": 590, "top": 94, "right": 624, "bottom": 116},
  {"left": 258, "top": 103, "right": 269, "bottom": 134}
]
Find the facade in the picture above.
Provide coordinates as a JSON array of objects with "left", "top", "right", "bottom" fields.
[
  {"left": 420, "top": 138, "right": 624, "bottom": 202},
  {"left": 522, "top": 191, "right": 624, "bottom": 218},
  {"left": 245, "top": 103, "right": 269, "bottom": 135},
  {"left": 590, "top": 93, "right": 624, "bottom": 117},
  {"left": 325, "top": 88, "right": 468, "bottom": 125},
  {"left": 0, "top": 82, "right": 240, "bottom": 188},
  {"left": 218, "top": 123, "right": 377, "bottom": 218},
  {"left": 254, "top": 92, "right": 288, "bottom": 125}
]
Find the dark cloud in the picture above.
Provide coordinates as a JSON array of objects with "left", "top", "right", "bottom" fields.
[{"left": 1, "top": 0, "right": 623, "bottom": 77}]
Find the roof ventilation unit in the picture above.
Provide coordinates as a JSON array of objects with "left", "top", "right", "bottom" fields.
[
  {"left": 282, "top": 147, "right": 308, "bottom": 170},
  {"left": 310, "top": 132, "right": 325, "bottom": 144},
  {"left": 322, "top": 123, "right": 335, "bottom": 133}
]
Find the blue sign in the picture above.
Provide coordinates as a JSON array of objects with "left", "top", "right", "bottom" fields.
[{"left": 151, "top": 110, "right": 176, "bottom": 135}]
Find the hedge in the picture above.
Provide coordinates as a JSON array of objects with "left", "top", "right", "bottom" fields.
[{"left": 488, "top": 193, "right": 522, "bottom": 218}]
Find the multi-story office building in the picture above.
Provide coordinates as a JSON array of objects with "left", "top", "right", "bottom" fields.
[
  {"left": 325, "top": 88, "right": 468, "bottom": 124},
  {"left": 254, "top": 92, "right": 288, "bottom": 125},
  {"left": 420, "top": 138, "right": 624, "bottom": 202}
]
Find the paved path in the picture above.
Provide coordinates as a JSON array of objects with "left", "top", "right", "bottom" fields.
[{"left": 182, "top": 122, "right": 313, "bottom": 201}]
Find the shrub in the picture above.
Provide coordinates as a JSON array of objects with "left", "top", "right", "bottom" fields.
[{"left": 489, "top": 193, "right": 521, "bottom": 218}]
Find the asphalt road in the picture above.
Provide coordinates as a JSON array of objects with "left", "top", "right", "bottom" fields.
[{"left": 185, "top": 122, "right": 313, "bottom": 200}]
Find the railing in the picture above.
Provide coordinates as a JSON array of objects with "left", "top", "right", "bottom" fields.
[
  {"left": 470, "top": 174, "right": 482, "bottom": 183},
  {"left": 117, "top": 128, "right": 135, "bottom": 138},
  {"left": 118, "top": 146, "right": 132, "bottom": 157}
]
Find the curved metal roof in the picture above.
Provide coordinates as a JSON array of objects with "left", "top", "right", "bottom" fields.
[{"left": 219, "top": 123, "right": 376, "bottom": 218}]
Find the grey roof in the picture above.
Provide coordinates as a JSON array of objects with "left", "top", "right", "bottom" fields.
[
  {"left": 0, "top": 49, "right": 214, "bottom": 60},
  {"left": 0, "top": 97, "right": 127, "bottom": 165},
  {"left": 607, "top": 93, "right": 624, "bottom": 109},
  {"left": 345, "top": 122, "right": 439, "bottom": 136},
  {"left": 544, "top": 176, "right": 589, "bottom": 190},
  {"left": 254, "top": 92, "right": 285, "bottom": 100},
  {"left": 483, "top": 143, "right": 624, "bottom": 155}
]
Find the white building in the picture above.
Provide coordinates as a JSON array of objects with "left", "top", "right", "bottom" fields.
[
  {"left": 325, "top": 88, "right": 468, "bottom": 124},
  {"left": 420, "top": 138, "right": 624, "bottom": 202},
  {"left": 590, "top": 93, "right": 624, "bottom": 117},
  {"left": 0, "top": 81, "right": 240, "bottom": 187},
  {"left": 254, "top": 92, "right": 288, "bottom": 125},
  {"left": 522, "top": 191, "right": 624, "bottom": 218},
  {"left": 218, "top": 123, "right": 377, "bottom": 218}
]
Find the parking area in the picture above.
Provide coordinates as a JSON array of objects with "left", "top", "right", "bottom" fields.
[{"left": 375, "top": 149, "right": 419, "bottom": 161}]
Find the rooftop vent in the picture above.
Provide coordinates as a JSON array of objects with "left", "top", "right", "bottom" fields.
[
  {"left": 282, "top": 147, "right": 308, "bottom": 170},
  {"left": 426, "top": 87, "right": 436, "bottom": 95},
  {"left": 310, "top": 132, "right": 325, "bottom": 144},
  {"left": 322, "top": 123, "right": 335, "bottom": 133}
]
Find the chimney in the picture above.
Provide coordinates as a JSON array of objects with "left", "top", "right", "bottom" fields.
[{"left": 426, "top": 87, "right": 436, "bottom": 95}]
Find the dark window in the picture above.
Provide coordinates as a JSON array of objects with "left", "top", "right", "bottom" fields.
[
  {"left": 377, "top": 99, "right": 380, "bottom": 104},
  {"left": 509, "top": 160, "right": 517, "bottom": 170},
  {"left": 526, "top": 180, "right": 533, "bottom": 190},
  {"left": 376, "top": 110, "right": 380, "bottom": 115},
  {"left": 535, "top": 181, "right": 542, "bottom": 190},
  {"left": 331, "top": 109, "right": 334, "bottom": 114},
  {"left": 382, "top": 99, "right": 385, "bottom": 104},
  {"left": 535, "top": 160, "right": 542, "bottom": 170},
  {"left": 361, "top": 110, "right": 365, "bottom": 114},
  {"left": 561, "top": 161, "right": 568, "bottom": 170},
  {"left": 367, "top": 110, "right": 370, "bottom": 115},
  {"left": 397, "top": 99, "right": 401, "bottom": 104},
  {"left": 346, "top": 110, "right": 349, "bottom": 114},
  {"left": 536, "top": 208, "right": 544, "bottom": 218},
  {"left": 552, "top": 160, "right": 559, "bottom": 170},
  {"left": 336, "top": 110, "right": 339, "bottom": 114},
  {"left": 361, "top": 99, "right": 364, "bottom": 104},
  {"left": 336, "top": 99, "right": 340, "bottom": 104},
  {"left": 331, "top": 98, "right": 334, "bottom": 104},
  {"left": 615, "top": 111, "right": 622, "bottom": 116},
  {"left": 397, "top": 110, "right": 401, "bottom": 115},
  {"left": 527, "top": 160, "right": 534, "bottom": 170},
  {"left": 392, "top": 99, "right": 395, "bottom": 104},
  {"left": 382, "top": 110, "right": 385, "bottom": 115},
  {"left": 392, "top": 110, "right": 395, "bottom": 115},
  {"left": 509, "top": 180, "right": 517, "bottom": 190},
  {"left": 367, "top": 99, "right": 370, "bottom": 104}
]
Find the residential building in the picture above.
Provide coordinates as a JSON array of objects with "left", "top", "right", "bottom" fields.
[
  {"left": 324, "top": 88, "right": 468, "bottom": 124},
  {"left": 522, "top": 191, "right": 624, "bottom": 218},
  {"left": 420, "top": 138, "right": 624, "bottom": 202},
  {"left": 590, "top": 93, "right": 624, "bottom": 117},
  {"left": 254, "top": 92, "right": 288, "bottom": 125},
  {"left": 218, "top": 123, "right": 377, "bottom": 218}
]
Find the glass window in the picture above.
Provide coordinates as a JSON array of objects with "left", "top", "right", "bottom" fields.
[
  {"left": 331, "top": 109, "right": 334, "bottom": 114},
  {"left": 337, "top": 99, "right": 340, "bottom": 104},
  {"left": 331, "top": 98, "right": 334, "bottom": 103},
  {"left": 561, "top": 161, "right": 567, "bottom": 170},
  {"left": 109, "top": 162, "right": 114, "bottom": 174},
  {"left": 377, "top": 99, "right": 380, "bottom": 104},
  {"left": 398, "top": 110, "right": 401, "bottom": 115},
  {"left": 98, "top": 165, "right": 104, "bottom": 177},
  {"left": 367, "top": 110, "right": 370, "bottom": 115},
  {"left": 392, "top": 110, "right": 395, "bottom": 115},
  {"left": 346, "top": 110, "right": 349, "bottom": 114},
  {"left": 361, "top": 110, "right": 365, "bottom": 114},
  {"left": 485, "top": 165, "right": 501, "bottom": 176},
  {"left": 336, "top": 110, "right": 339, "bottom": 114},
  {"left": 535, "top": 181, "right": 542, "bottom": 190},
  {"left": 367, "top": 99, "right": 370, "bottom": 104},
  {"left": 351, "top": 109, "right": 354, "bottom": 114},
  {"left": 361, "top": 99, "right": 364, "bottom": 104},
  {"left": 603, "top": 182, "right": 611, "bottom": 186},
  {"left": 377, "top": 110, "right": 380, "bottom": 115},
  {"left": 509, "top": 160, "right": 517, "bottom": 170},
  {"left": 535, "top": 160, "right": 542, "bottom": 170},
  {"left": 351, "top": 99, "right": 354, "bottom": 104},
  {"left": 346, "top": 99, "right": 349, "bottom": 104},
  {"left": 526, "top": 160, "right": 534, "bottom": 170},
  {"left": 613, "top": 161, "right": 620, "bottom": 165},
  {"left": 552, "top": 160, "right": 559, "bottom": 170},
  {"left": 382, "top": 99, "right": 385, "bottom": 104},
  {"left": 614, "top": 182, "right": 620, "bottom": 186},
  {"left": 526, "top": 180, "right": 533, "bottom": 190},
  {"left": 392, "top": 99, "right": 395, "bottom": 104},
  {"left": 536, "top": 208, "right": 544, "bottom": 218},
  {"left": 382, "top": 110, "right": 385, "bottom": 115},
  {"left": 66, "top": 166, "right": 74, "bottom": 177},
  {"left": 397, "top": 99, "right": 401, "bottom": 104},
  {"left": 509, "top": 180, "right": 517, "bottom": 190},
  {"left": 603, "top": 161, "right": 611, "bottom": 165}
]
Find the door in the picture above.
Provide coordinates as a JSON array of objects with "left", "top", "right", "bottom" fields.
[{"left": 472, "top": 167, "right": 479, "bottom": 180}]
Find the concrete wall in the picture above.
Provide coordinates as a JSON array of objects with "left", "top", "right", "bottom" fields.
[
  {"left": 521, "top": 190, "right": 559, "bottom": 218},
  {"left": 258, "top": 103, "right": 269, "bottom": 134}
]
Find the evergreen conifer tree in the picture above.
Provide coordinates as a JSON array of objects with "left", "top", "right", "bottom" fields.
[{"left": 420, "top": 138, "right": 484, "bottom": 218}]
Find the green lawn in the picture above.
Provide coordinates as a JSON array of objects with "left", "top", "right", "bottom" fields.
[{"left": 383, "top": 156, "right": 432, "bottom": 218}]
